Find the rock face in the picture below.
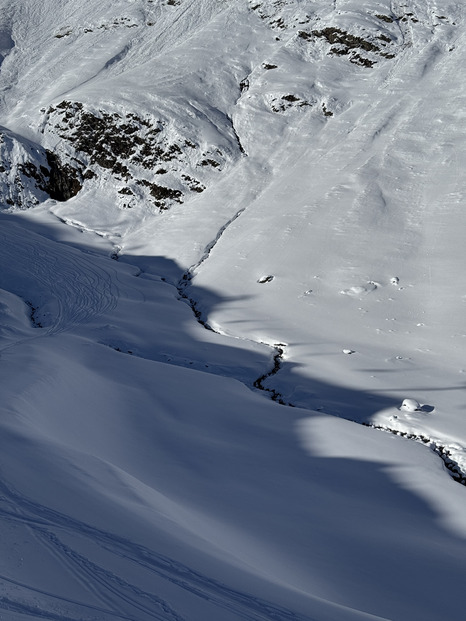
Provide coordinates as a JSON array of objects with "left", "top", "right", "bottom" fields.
[
  {"left": 1, "top": 98, "right": 240, "bottom": 210},
  {"left": 45, "top": 151, "right": 83, "bottom": 201},
  {"left": 0, "top": 128, "right": 83, "bottom": 209},
  {"left": 37, "top": 100, "right": 236, "bottom": 211}
]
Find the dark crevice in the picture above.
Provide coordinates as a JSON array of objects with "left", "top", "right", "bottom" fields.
[
  {"left": 177, "top": 271, "right": 215, "bottom": 332},
  {"left": 45, "top": 151, "right": 83, "bottom": 201},
  {"left": 176, "top": 254, "right": 466, "bottom": 484},
  {"left": 363, "top": 423, "right": 466, "bottom": 486},
  {"left": 253, "top": 345, "right": 292, "bottom": 406},
  {"left": 25, "top": 301, "right": 43, "bottom": 329},
  {"left": 178, "top": 272, "right": 291, "bottom": 404},
  {"left": 228, "top": 114, "right": 247, "bottom": 156}
]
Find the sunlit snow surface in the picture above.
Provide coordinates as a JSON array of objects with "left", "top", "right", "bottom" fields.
[{"left": 0, "top": 0, "right": 466, "bottom": 619}]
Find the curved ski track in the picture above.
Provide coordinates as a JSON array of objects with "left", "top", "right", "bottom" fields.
[
  {"left": 0, "top": 222, "right": 119, "bottom": 336},
  {"left": 0, "top": 477, "right": 315, "bottom": 621}
]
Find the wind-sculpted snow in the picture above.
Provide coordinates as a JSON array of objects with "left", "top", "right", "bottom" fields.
[{"left": 1, "top": 0, "right": 466, "bottom": 619}]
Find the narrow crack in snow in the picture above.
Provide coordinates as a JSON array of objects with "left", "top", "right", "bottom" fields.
[
  {"left": 253, "top": 345, "right": 292, "bottom": 405},
  {"left": 24, "top": 300, "right": 43, "bottom": 329},
  {"left": 364, "top": 423, "right": 466, "bottom": 486}
]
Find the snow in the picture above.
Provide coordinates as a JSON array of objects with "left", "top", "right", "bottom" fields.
[
  {"left": 0, "top": 0, "right": 466, "bottom": 619},
  {"left": 401, "top": 398, "right": 422, "bottom": 412}
]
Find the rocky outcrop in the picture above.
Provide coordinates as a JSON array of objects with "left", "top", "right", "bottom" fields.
[
  {"left": 45, "top": 152, "right": 83, "bottom": 202},
  {"left": 1, "top": 95, "right": 242, "bottom": 211},
  {"left": 0, "top": 130, "right": 41, "bottom": 208},
  {"left": 0, "top": 128, "right": 83, "bottom": 209},
  {"left": 40, "top": 101, "right": 236, "bottom": 211}
]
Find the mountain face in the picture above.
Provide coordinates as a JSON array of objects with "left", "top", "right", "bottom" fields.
[{"left": 1, "top": 1, "right": 466, "bottom": 620}]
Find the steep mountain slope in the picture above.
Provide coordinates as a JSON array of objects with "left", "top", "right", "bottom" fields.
[{"left": 1, "top": 0, "right": 466, "bottom": 619}]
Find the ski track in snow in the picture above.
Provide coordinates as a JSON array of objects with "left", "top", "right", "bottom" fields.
[
  {"left": 0, "top": 221, "right": 119, "bottom": 337},
  {"left": 0, "top": 477, "right": 315, "bottom": 621}
]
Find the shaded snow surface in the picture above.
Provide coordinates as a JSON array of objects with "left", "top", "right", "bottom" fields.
[{"left": 0, "top": 0, "right": 466, "bottom": 619}]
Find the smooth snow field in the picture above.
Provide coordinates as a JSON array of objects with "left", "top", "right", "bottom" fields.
[{"left": 0, "top": 0, "right": 466, "bottom": 619}]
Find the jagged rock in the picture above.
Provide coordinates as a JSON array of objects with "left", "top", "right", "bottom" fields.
[
  {"left": 0, "top": 128, "right": 83, "bottom": 208},
  {"left": 45, "top": 151, "right": 83, "bottom": 201},
  {"left": 41, "top": 101, "right": 235, "bottom": 211}
]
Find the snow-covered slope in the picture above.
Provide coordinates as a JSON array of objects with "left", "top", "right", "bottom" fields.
[{"left": 1, "top": 0, "right": 466, "bottom": 619}]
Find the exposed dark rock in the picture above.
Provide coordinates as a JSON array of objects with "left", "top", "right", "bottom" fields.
[
  {"left": 12, "top": 144, "right": 82, "bottom": 204},
  {"left": 322, "top": 103, "right": 333, "bottom": 117},
  {"left": 240, "top": 78, "right": 250, "bottom": 92},
  {"left": 350, "top": 54, "right": 375, "bottom": 68},
  {"left": 270, "top": 94, "right": 312, "bottom": 113},
  {"left": 182, "top": 174, "right": 205, "bottom": 193},
  {"left": 375, "top": 14, "right": 394, "bottom": 23},
  {"left": 118, "top": 187, "right": 133, "bottom": 195},
  {"left": 305, "top": 25, "right": 396, "bottom": 67},
  {"left": 136, "top": 179, "right": 182, "bottom": 209},
  {"left": 297, "top": 30, "right": 312, "bottom": 40},
  {"left": 312, "top": 27, "right": 380, "bottom": 53},
  {"left": 41, "top": 101, "right": 236, "bottom": 210},
  {"left": 270, "top": 17, "right": 285, "bottom": 29},
  {"left": 45, "top": 151, "right": 83, "bottom": 201},
  {"left": 282, "top": 94, "right": 300, "bottom": 102},
  {"left": 199, "top": 159, "right": 220, "bottom": 168},
  {"left": 18, "top": 161, "right": 47, "bottom": 186}
]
